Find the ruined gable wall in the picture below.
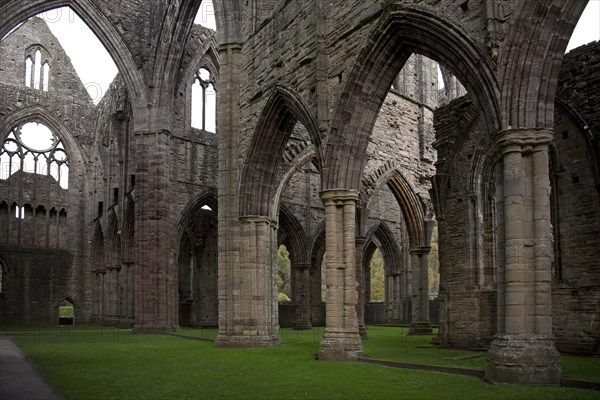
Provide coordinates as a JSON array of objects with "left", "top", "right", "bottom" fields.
[{"left": 0, "top": 17, "right": 97, "bottom": 324}]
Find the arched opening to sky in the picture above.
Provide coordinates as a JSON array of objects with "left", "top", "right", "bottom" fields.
[{"left": 1, "top": 1, "right": 217, "bottom": 104}]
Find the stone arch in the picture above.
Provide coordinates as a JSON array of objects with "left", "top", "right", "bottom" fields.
[
  {"left": 364, "top": 222, "right": 403, "bottom": 275},
  {"left": 278, "top": 204, "right": 309, "bottom": 265},
  {"left": 58, "top": 297, "right": 75, "bottom": 325},
  {"left": 272, "top": 150, "right": 319, "bottom": 222},
  {"left": 173, "top": 190, "right": 218, "bottom": 327},
  {"left": 497, "top": 0, "right": 588, "bottom": 129},
  {"left": 240, "top": 86, "right": 321, "bottom": 218},
  {"left": 366, "top": 169, "right": 427, "bottom": 248},
  {"left": 0, "top": 0, "right": 148, "bottom": 124},
  {"left": 323, "top": 5, "right": 500, "bottom": 190},
  {"left": 174, "top": 190, "right": 218, "bottom": 246}
]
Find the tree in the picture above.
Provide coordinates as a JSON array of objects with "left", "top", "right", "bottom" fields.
[
  {"left": 276, "top": 244, "right": 291, "bottom": 301},
  {"left": 370, "top": 248, "right": 385, "bottom": 301}
]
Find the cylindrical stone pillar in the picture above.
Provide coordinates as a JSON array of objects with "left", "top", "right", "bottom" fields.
[
  {"left": 486, "top": 129, "right": 561, "bottom": 386},
  {"left": 409, "top": 247, "right": 432, "bottom": 334},
  {"left": 318, "top": 189, "right": 362, "bottom": 360},
  {"left": 355, "top": 236, "right": 367, "bottom": 337},
  {"left": 293, "top": 262, "right": 312, "bottom": 330}
]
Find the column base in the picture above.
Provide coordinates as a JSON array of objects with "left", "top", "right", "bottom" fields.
[
  {"left": 408, "top": 321, "right": 432, "bottom": 335},
  {"left": 294, "top": 320, "right": 312, "bottom": 330},
  {"left": 358, "top": 323, "right": 368, "bottom": 338},
  {"left": 486, "top": 335, "right": 561, "bottom": 386},
  {"left": 215, "top": 334, "right": 280, "bottom": 348},
  {"left": 318, "top": 328, "right": 363, "bottom": 360}
]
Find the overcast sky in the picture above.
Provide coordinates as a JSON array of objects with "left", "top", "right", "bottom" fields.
[{"left": 2, "top": 0, "right": 598, "bottom": 104}]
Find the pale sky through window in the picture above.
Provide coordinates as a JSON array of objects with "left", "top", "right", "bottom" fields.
[{"left": 566, "top": 0, "right": 600, "bottom": 52}]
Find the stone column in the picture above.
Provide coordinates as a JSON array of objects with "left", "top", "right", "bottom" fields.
[
  {"left": 216, "top": 215, "right": 279, "bottom": 347},
  {"left": 388, "top": 273, "right": 403, "bottom": 323},
  {"left": 355, "top": 236, "right": 367, "bottom": 337},
  {"left": 486, "top": 129, "right": 561, "bottom": 385},
  {"left": 132, "top": 129, "right": 177, "bottom": 333},
  {"left": 293, "top": 262, "right": 311, "bottom": 330},
  {"left": 409, "top": 247, "right": 432, "bottom": 334},
  {"left": 318, "top": 189, "right": 362, "bottom": 360}
]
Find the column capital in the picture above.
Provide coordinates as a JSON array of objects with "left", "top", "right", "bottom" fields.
[
  {"left": 320, "top": 189, "right": 359, "bottom": 206},
  {"left": 239, "top": 215, "right": 278, "bottom": 228},
  {"left": 494, "top": 128, "right": 553, "bottom": 157},
  {"left": 355, "top": 236, "right": 366, "bottom": 245},
  {"left": 293, "top": 262, "right": 311, "bottom": 270},
  {"left": 410, "top": 246, "right": 431, "bottom": 256}
]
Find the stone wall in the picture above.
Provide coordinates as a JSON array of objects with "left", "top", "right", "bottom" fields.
[
  {"left": 0, "top": 17, "right": 96, "bottom": 324},
  {"left": 433, "top": 42, "right": 600, "bottom": 354}
]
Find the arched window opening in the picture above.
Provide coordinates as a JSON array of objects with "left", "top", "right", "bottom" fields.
[
  {"left": 59, "top": 299, "right": 74, "bottom": 325},
  {"left": 33, "top": 50, "right": 42, "bottom": 89},
  {"left": 191, "top": 67, "right": 217, "bottom": 133},
  {"left": 25, "top": 57, "right": 33, "bottom": 87},
  {"left": 24, "top": 47, "right": 51, "bottom": 91},
  {"left": 0, "top": 122, "right": 69, "bottom": 189},
  {"left": 194, "top": 0, "right": 217, "bottom": 30},
  {"left": 277, "top": 244, "right": 291, "bottom": 302},
  {"left": 369, "top": 248, "right": 385, "bottom": 301},
  {"left": 42, "top": 63, "right": 50, "bottom": 91},
  {"left": 14, "top": 205, "right": 24, "bottom": 219}
]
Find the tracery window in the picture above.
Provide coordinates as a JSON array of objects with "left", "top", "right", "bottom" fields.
[
  {"left": 25, "top": 46, "right": 50, "bottom": 91},
  {"left": 0, "top": 122, "right": 69, "bottom": 189},
  {"left": 191, "top": 67, "right": 216, "bottom": 132}
]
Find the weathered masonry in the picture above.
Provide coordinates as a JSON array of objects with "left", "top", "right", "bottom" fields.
[{"left": 0, "top": 0, "right": 598, "bottom": 387}]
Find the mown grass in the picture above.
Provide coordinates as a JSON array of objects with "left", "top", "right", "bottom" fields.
[{"left": 4, "top": 325, "right": 599, "bottom": 400}]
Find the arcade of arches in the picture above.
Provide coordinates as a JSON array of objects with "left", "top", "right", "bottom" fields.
[{"left": 0, "top": 0, "right": 598, "bottom": 387}]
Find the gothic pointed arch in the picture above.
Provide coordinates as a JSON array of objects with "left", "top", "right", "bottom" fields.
[
  {"left": 364, "top": 221, "right": 403, "bottom": 274},
  {"left": 366, "top": 169, "right": 427, "bottom": 248},
  {"left": 174, "top": 190, "right": 218, "bottom": 246},
  {"left": 498, "top": 0, "right": 588, "bottom": 128},
  {"left": 0, "top": 0, "right": 148, "bottom": 125},
  {"left": 323, "top": 5, "right": 500, "bottom": 190},
  {"left": 278, "top": 204, "right": 309, "bottom": 264},
  {"left": 240, "top": 86, "right": 321, "bottom": 218}
]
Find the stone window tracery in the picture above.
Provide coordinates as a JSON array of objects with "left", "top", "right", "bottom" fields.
[
  {"left": 191, "top": 67, "right": 216, "bottom": 132},
  {"left": 0, "top": 122, "right": 69, "bottom": 189},
  {"left": 24, "top": 46, "right": 50, "bottom": 91}
]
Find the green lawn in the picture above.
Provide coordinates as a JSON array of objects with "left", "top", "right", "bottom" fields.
[{"left": 4, "top": 325, "right": 599, "bottom": 400}]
